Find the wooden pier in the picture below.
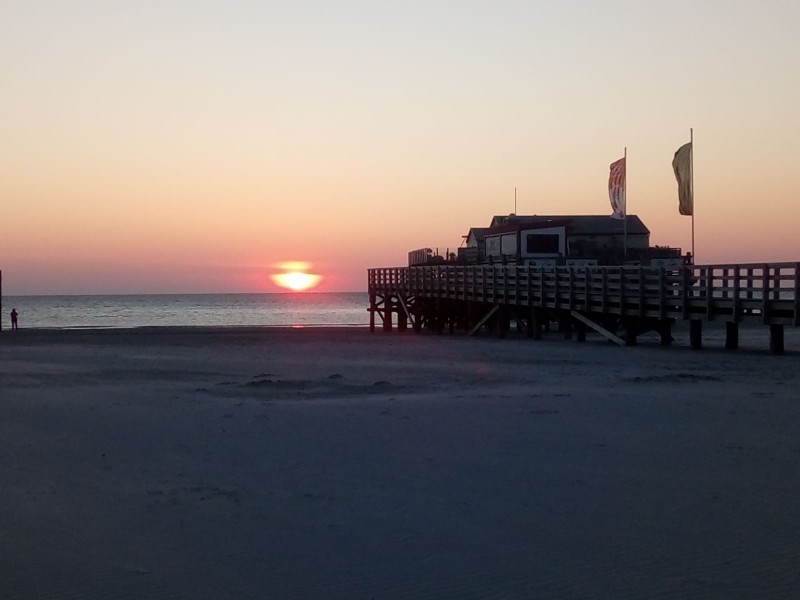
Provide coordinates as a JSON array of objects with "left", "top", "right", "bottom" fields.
[{"left": 367, "top": 262, "right": 800, "bottom": 354}]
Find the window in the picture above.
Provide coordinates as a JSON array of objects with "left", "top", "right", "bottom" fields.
[{"left": 526, "top": 234, "right": 560, "bottom": 254}]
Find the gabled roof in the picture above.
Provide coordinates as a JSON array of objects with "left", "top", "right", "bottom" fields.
[
  {"left": 464, "top": 227, "right": 491, "bottom": 242},
  {"left": 488, "top": 214, "right": 650, "bottom": 236}
]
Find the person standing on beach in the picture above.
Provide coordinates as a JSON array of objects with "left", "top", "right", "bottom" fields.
[{"left": 10, "top": 308, "right": 18, "bottom": 330}]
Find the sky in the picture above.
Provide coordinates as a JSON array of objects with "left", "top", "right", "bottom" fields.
[{"left": 2, "top": 0, "right": 799, "bottom": 294}]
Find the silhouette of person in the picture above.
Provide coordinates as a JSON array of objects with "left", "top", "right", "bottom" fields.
[{"left": 10, "top": 308, "right": 18, "bottom": 331}]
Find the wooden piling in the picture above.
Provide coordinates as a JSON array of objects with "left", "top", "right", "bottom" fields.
[
  {"left": 624, "top": 319, "right": 637, "bottom": 346},
  {"left": 576, "top": 320, "right": 587, "bottom": 342},
  {"left": 690, "top": 319, "right": 702, "bottom": 350},
  {"left": 770, "top": 324, "right": 785, "bottom": 355},
  {"left": 725, "top": 322, "right": 739, "bottom": 350},
  {"left": 658, "top": 319, "right": 673, "bottom": 346}
]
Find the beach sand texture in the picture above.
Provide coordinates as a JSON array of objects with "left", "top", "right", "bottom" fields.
[{"left": 1, "top": 326, "right": 799, "bottom": 599}]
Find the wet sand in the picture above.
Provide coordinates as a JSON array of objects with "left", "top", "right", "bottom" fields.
[{"left": 1, "top": 326, "right": 799, "bottom": 599}]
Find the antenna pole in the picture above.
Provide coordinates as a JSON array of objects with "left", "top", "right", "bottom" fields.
[
  {"left": 690, "top": 128, "right": 695, "bottom": 262},
  {"left": 514, "top": 187, "right": 517, "bottom": 214},
  {"left": 623, "top": 147, "right": 628, "bottom": 262}
]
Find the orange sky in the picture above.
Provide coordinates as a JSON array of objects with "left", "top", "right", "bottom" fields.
[{"left": 2, "top": 1, "right": 799, "bottom": 294}]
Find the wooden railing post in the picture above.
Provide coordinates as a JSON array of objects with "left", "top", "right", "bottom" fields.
[
  {"left": 794, "top": 263, "right": 800, "bottom": 326},
  {"left": 682, "top": 266, "right": 690, "bottom": 320},
  {"left": 762, "top": 264, "right": 770, "bottom": 324}
]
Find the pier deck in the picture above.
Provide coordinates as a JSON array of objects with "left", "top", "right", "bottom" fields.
[{"left": 367, "top": 262, "right": 800, "bottom": 353}]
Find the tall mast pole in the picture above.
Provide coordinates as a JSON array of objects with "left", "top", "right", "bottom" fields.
[
  {"left": 623, "top": 146, "right": 628, "bottom": 262},
  {"left": 690, "top": 128, "right": 695, "bottom": 262}
]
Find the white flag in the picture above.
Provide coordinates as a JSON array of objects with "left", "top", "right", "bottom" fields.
[
  {"left": 608, "top": 157, "right": 626, "bottom": 220},
  {"left": 672, "top": 142, "right": 693, "bottom": 216}
]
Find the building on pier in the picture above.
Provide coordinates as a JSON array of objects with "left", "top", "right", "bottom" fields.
[{"left": 454, "top": 214, "right": 684, "bottom": 267}]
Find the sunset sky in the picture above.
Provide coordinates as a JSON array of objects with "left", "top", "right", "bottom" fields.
[{"left": 2, "top": 0, "right": 799, "bottom": 294}]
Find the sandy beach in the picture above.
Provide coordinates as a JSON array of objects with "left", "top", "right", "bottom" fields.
[{"left": 1, "top": 325, "right": 799, "bottom": 599}]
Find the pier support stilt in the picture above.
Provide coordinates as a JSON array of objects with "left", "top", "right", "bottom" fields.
[
  {"left": 725, "top": 322, "right": 739, "bottom": 350},
  {"left": 624, "top": 320, "right": 638, "bottom": 346},
  {"left": 560, "top": 316, "right": 573, "bottom": 340},
  {"left": 531, "top": 308, "right": 542, "bottom": 340},
  {"left": 658, "top": 319, "right": 673, "bottom": 346},
  {"left": 383, "top": 298, "right": 393, "bottom": 332},
  {"left": 690, "top": 319, "right": 703, "bottom": 350},
  {"left": 397, "top": 303, "right": 407, "bottom": 332},
  {"left": 413, "top": 309, "right": 422, "bottom": 332},
  {"left": 526, "top": 306, "right": 534, "bottom": 338},
  {"left": 369, "top": 293, "right": 376, "bottom": 333},
  {"left": 576, "top": 320, "right": 587, "bottom": 342},
  {"left": 497, "top": 307, "right": 509, "bottom": 339},
  {"left": 770, "top": 324, "right": 785, "bottom": 355}
]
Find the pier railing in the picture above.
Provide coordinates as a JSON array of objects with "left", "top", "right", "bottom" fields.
[{"left": 368, "top": 262, "right": 800, "bottom": 325}]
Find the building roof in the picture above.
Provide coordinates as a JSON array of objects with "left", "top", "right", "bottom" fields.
[
  {"left": 464, "top": 227, "right": 491, "bottom": 242},
  {"left": 488, "top": 214, "right": 650, "bottom": 236}
]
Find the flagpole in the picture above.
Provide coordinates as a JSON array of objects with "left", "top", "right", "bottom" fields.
[
  {"left": 690, "top": 128, "right": 695, "bottom": 263},
  {"left": 623, "top": 146, "right": 628, "bottom": 262}
]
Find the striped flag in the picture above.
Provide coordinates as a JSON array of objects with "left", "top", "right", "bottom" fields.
[
  {"left": 608, "top": 157, "right": 626, "bottom": 220},
  {"left": 672, "top": 142, "right": 693, "bottom": 215}
]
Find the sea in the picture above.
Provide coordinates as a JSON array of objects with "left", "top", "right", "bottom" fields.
[{"left": 0, "top": 293, "right": 369, "bottom": 329}]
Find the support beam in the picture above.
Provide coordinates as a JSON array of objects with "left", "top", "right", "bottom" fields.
[
  {"left": 725, "top": 322, "right": 739, "bottom": 351},
  {"left": 397, "top": 295, "right": 415, "bottom": 328},
  {"left": 690, "top": 319, "right": 702, "bottom": 350},
  {"left": 770, "top": 324, "right": 785, "bottom": 355},
  {"left": 368, "top": 294, "right": 376, "bottom": 333},
  {"left": 658, "top": 319, "right": 673, "bottom": 346},
  {"left": 530, "top": 307, "right": 542, "bottom": 340},
  {"left": 467, "top": 305, "right": 500, "bottom": 337},
  {"left": 624, "top": 319, "right": 638, "bottom": 346},
  {"left": 576, "top": 320, "right": 587, "bottom": 342},
  {"left": 435, "top": 298, "right": 444, "bottom": 334},
  {"left": 382, "top": 298, "right": 393, "bottom": 332},
  {"left": 397, "top": 305, "right": 407, "bottom": 332},
  {"left": 561, "top": 317, "right": 573, "bottom": 340},
  {"left": 569, "top": 311, "right": 625, "bottom": 346},
  {"left": 497, "top": 307, "right": 509, "bottom": 339}
]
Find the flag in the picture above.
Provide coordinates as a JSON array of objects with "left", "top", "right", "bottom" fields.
[
  {"left": 672, "top": 142, "right": 693, "bottom": 216},
  {"left": 608, "top": 157, "right": 626, "bottom": 220}
]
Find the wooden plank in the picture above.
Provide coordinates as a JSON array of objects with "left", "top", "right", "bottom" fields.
[
  {"left": 569, "top": 311, "right": 626, "bottom": 346},
  {"left": 601, "top": 268, "right": 607, "bottom": 313},
  {"left": 682, "top": 266, "right": 690, "bottom": 320},
  {"left": 795, "top": 263, "right": 800, "bottom": 326},
  {"left": 584, "top": 268, "right": 591, "bottom": 312},
  {"left": 396, "top": 294, "right": 415, "bottom": 327},
  {"left": 762, "top": 265, "right": 770, "bottom": 324},
  {"left": 638, "top": 267, "right": 645, "bottom": 318},
  {"left": 467, "top": 305, "right": 500, "bottom": 337}
]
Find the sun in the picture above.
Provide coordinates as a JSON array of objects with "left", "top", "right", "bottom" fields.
[
  {"left": 273, "top": 271, "right": 321, "bottom": 292},
  {"left": 271, "top": 262, "right": 322, "bottom": 292}
]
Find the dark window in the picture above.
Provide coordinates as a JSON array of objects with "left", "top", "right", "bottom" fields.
[{"left": 526, "top": 234, "right": 560, "bottom": 254}]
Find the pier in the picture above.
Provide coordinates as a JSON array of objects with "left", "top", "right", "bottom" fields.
[{"left": 367, "top": 262, "right": 800, "bottom": 354}]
